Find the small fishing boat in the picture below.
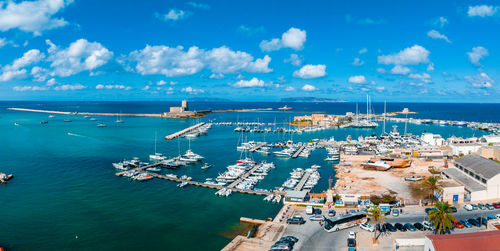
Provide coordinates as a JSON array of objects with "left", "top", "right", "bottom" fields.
[
  {"left": 48, "top": 115, "right": 55, "bottom": 118},
  {"left": 97, "top": 123, "right": 106, "bottom": 127},
  {"left": 263, "top": 194, "right": 274, "bottom": 202},
  {"left": 177, "top": 182, "right": 188, "bottom": 188},
  {"left": 63, "top": 119, "right": 72, "bottom": 122},
  {"left": 201, "top": 163, "right": 211, "bottom": 169},
  {"left": 89, "top": 117, "right": 97, "bottom": 121},
  {"left": 404, "top": 175, "right": 425, "bottom": 181},
  {"left": 14, "top": 122, "right": 19, "bottom": 126},
  {"left": 146, "top": 166, "right": 161, "bottom": 172},
  {"left": 40, "top": 120, "right": 48, "bottom": 124}
]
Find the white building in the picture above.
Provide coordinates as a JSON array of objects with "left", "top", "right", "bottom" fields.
[
  {"left": 447, "top": 137, "right": 481, "bottom": 156},
  {"left": 480, "top": 134, "right": 500, "bottom": 145},
  {"left": 421, "top": 133, "right": 445, "bottom": 146},
  {"left": 443, "top": 154, "right": 500, "bottom": 202}
]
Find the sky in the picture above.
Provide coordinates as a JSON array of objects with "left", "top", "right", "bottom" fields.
[{"left": 0, "top": 0, "right": 499, "bottom": 102}]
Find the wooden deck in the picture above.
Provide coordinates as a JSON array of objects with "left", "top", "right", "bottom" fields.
[{"left": 291, "top": 145, "right": 306, "bottom": 158}]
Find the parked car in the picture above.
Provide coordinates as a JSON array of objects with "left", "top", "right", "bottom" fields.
[
  {"left": 486, "top": 204, "right": 495, "bottom": 210},
  {"left": 279, "top": 236, "right": 298, "bottom": 244},
  {"left": 460, "top": 219, "right": 472, "bottom": 228},
  {"left": 392, "top": 209, "right": 399, "bottom": 217},
  {"left": 360, "top": 223, "right": 375, "bottom": 232},
  {"left": 348, "top": 231, "right": 356, "bottom": 239},
  {"left": 450, "top": 206, "right": 457, "bottom": 213},
  {"left": 313, "top": 208, "right": 322, "bottom": 215},
  {"left": 471, "top": 204, "right": 478, "bottom": 210},
  {"left": 464, "top": 204, "right": 473, "bottom": 211},
  {"left": 422, "top": 221, "right": 434, "bottom": 230},
  {"left": 347, "top": 238, "right": 356, "bottom": 248},
  {"left": 384, "top": 223, "right": 397, "bottom": 232},
  {"left": 425, "top": 208, "right": 437, "bottom": 214},
  {"left": 413, "top": 222, "right": 425, "bottom": 231},
  {"left": 274, "top": 240, "right": 294, "bottom": 249},
  {"left": 287, "top": 216, "right": 305, "bottom": 225},
  {"left": 306, "top": 206, "right": 314, "bottom": 215},
  {"left": 328, "top": 210, "right": 336, "bottom": 217},
  {"left": 309, "top": 215, "right": 324, "bottom": 221},
  {"left": 395, "top": 223, "right": 406, "bottom": 231},
  {"left": 453, "top": 220, "right": 464, "bottom": 229},
  {"left": 478, "top": 203, "right": 486, "bottom": 210},
  {"left": 468, "top": 218, "right": 481, "bottom": 227},
  {"left": 488, "top": 215, "right": 497, "bottom": 220},
  {"left": 493, "top": 202, "right": 500, "bottom": 209},
  {"left": 476, "top": 217, "right": 488, "bottom": 226},
  {"left": 404, "top": 223, "right": 416, "bottom": 231},
  {"left": 496, "top": 214, "right": 500, "bottom": 219}
]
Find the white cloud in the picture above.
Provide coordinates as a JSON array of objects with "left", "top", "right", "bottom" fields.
[
  {"left": 285, "top": 86, "right": 295, "bottom": 91},
  {"left": 237, "top": 25, "right": 265, "bottom": 36},
  {"left": 123, "top": 45, "right": 271, "bottom": 77},
  {"left": 142, "top": 85, "right": 150, "bottom": 91},
  {"left": 375, "top": 86, "right": 385, "bottom": 91},
  {"left": 0, "top": 0, "right": 72, "bottom": 35},
  {"left": 209, "top": 73, "right": 224, "bottom": 79},
  {"left": 284, "top": 53, "right": 302, "bottom": 66},
  {"left": 409, "top": 72, "right": 432, "bottom": 83},
  {"left": 260, "top": 27, "right": 306, "bottom": 51},
  {"left": 358, "top": 48, "right": 368, "bottom": 54},
  {"left": 232, "top": 77, "right": 265, "bottom": 88},
  {"left": 0, "top": 38, "right": 6, "bottom": 47},
  {"left": 0, "top": 69, "right": 26, "bottom": 82},
  {"left": 13, "top": 85, "right": 49, "bottom": 91},
  {"left": 96, "top": 84, "right": 131, "bottom": 90},
  {"left": 157, "top": 9, "right": 190, "bottom": 21},
  {"left": 427, "top": 63, "right": 434, "bottom": 72},
  {"left": 378, "top": 45, "right": 430, "bottom": 65},
  {"left": 433, "top": 16, "right": 448, "bottom": 27},
  {"left": 292, "top": 64, "right": 326, "bottom": 79},
  {"left": 427, "top": 30, "right": 451, "bottom": 43},
  {"left": 468, "top": 5, "right": 499, "bottom": 17},
  {"left": 47, "top": 39, "right": 113, "bottom": 77},
  {"left": 156, "top": 80, "right": 176, "bottom": 86},
  {"left": 53, "top": 84, "right": 86, "bottom": 91},
  {"left": 301, "top": 84, "right": 317, "bottom": 91},
  {"left": 465, "top": 72, "right": 494, "bottom": 88},
  {"left": 467, "top": 46, "right": 488, "bottom": 66},
  {"left": 181, "top": 86, "right": 204, "bottom": 94},
  {"left": 187, "top": 2, "right": 210, "bottom": 9},
  {"left": 390, "top": 65, "right": 411, "bottom": 75},
  {"left": 352, "top": 57, "right": 364, "bottom": 66},
  {"left": 348, "top": 75, "right": 367, "bottom": 84},
  {"left": 46, "top": 78, "right": 56, "bottom": 86},
  {"left": 0, "top": 49, "right": 44, "bottom": 82},
  {"left": 376, "top": 68, "right": 386, "bottom": 73}
]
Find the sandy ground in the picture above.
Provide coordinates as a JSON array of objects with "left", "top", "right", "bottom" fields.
[{"left": 333, "top": 154, "right": 445, "bottom": 200}]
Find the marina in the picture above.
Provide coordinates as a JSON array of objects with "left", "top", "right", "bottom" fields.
[{"left": 164, "top": 122, "right": 207, "bottom": 140}]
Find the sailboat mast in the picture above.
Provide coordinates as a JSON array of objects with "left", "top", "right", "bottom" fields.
[
  {"left": 366, "top": 94, "right": 369, "bottom": 121},
  {"left": 383, "top": 101, "right": 386, "bottom": 134}
]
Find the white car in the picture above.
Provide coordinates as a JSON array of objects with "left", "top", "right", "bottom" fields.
[
  {"left": 348, "top": 231, "right": 356, "bottom": 239},
  {"left": 360, "top": 223, "right": 375, "bottom": 232},
  {"left": 422, "top": 220, "right": 434, "bottom": 230},
  {"left": 496, "top": 214, "right": 500, "bottom": 219},
  {"left": 464, "top": 204, "right": 473, "bottom": 211}
]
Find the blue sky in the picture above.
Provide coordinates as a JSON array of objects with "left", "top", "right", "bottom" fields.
[{"left": 0, "top": 0, "right": 499, "bottom": 102}]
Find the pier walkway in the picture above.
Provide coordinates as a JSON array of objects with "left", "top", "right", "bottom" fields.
[
  {"left": 115, "top": 162, "right": 163, "bottom": 176},
  {"left": 249, "top": 142, "right": 267, "bottom": 152},
  {"left": 164, "top": 123, "right": 205, "bottom": 140},
  {"left": 291, "top": 145, "right": 306, "bottom": 158},
  {"left": 294, "top": 171, "right": 311, "bottom": 191},
  {"left": 227, "top": 164, "right": 262, "bottom": 189}
]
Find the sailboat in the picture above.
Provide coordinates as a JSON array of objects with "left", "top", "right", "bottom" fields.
[
  {"left": 184, "top": 138, "right": 204, "bottom": 161},
  {"left": 115, "top": 111, "right": 124, "bottom": 123},
  {"left": 149, "top": 132, "right": 166, "bottom": 161},
  {"left": 351, "top": 95, "right": 378, "bottom": 128}
]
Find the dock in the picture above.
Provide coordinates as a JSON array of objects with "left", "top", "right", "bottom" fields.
[
  {"left": 291, "top": 145, "right": 306, "bottom": 158},
  {"left": 164, "top": 123, "right": 205, "bottom": 140},
  {"left": 294, "top": 171, "right": 311, "bottom": 191},
  {"left": 227, "top": 164, "right": 263, "bottom": 189},
  {"left": 115, "top": 162, "right": 164, "bottom": 176},
  {"left": 249, "top": 142, "right": 267, "bottom": 152}
]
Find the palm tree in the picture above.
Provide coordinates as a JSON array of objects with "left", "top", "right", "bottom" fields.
[
  {"left": 423, "top": 176, "right": 442, "bottom": 204},
  {"left": 428, "top": 201, "right": 455, "bottom": 234},
  {"left": 367, "top": 207, "right": 386, "bottom": 243}
]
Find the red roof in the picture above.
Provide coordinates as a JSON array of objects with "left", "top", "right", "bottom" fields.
[{"left": 427, "top": 230, "right": 500, "bottom": 251}]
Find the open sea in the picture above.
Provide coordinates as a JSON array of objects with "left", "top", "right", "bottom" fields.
[{"left": 0, "top": 101, "right": 498, "bottom": 250}]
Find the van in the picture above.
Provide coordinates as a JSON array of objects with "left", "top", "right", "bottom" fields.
[{"left": 306, "top": 206, "right": 313, "bottom": 215}]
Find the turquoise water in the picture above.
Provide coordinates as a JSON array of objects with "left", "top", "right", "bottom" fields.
[{"left": 0, "top": 101, "right": 491, "bottom": 250}]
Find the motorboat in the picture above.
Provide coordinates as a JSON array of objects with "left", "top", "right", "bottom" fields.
[
  {"left": 361, "top": 160, "right": 391, "bottom": 171},
  {"left": 150, "top": 153, "right": 166, "bottom": 162},
  {"left": 177, "top": 182, "right": 188, "bottom": 188},
  {"left": 134, "top": 173, "right": 153, "bottom": 181},
  {"left": 201, "top": 163, "right": 211, "bottom": 169},
  {"left": 14, "top": 122, "right": 19, "bottom": 126},
  {"left": 97, "top": 123, "right": 106, "bottom": 127},
  {"left": 146, "top": 166, "right": 161, "bottom": 172},
  {"left": 263, "top": 194, "right": 274, "bottom": 202},
  {"left": 40, "top": 120, "right": 48, "bottom": 124},
  {"left": 405, "top": 176, "right": 425, "bottom": 181},
  {"left": 184, "top": 149, "right": 204, "bottom": 160},
  {"left": 63, "top": 119, "right": 72, "bottom": 122}
]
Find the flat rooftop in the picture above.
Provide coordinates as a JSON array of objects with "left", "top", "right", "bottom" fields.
[{"left": 442, "top": 168, "right": 486, "bottom": 192}]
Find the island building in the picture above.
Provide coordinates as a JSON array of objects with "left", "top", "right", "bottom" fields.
[{"left": 443, "top": 154, "right": 500, "bottom": 202}]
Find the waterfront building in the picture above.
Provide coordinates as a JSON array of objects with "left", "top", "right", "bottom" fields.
[
  {"left": 284, "top": 190, "right": 309, "bottom": 203},
  {"left": 479, "top": 134, "right": 500, "bottom": 145},
  {"left": 443, "top": 154, "right": 500, "bottom": 202},
  {"left": 424, "top": 230, "right": 500, "bottom": 251},
  {"left": 447, "top": 136, "right": 481, "bottom": 156},
  {"left": 421, "top": 133, "right": 445, "bottom": 146}
]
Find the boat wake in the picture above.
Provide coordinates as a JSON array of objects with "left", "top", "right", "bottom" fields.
[{"left": 67, "top": 132, "right": 85, "bottom": 137}]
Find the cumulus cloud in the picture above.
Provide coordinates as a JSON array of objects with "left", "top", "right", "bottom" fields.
[
  {"left": 13, "top": 85, "right": 49, "bottom": 91},
  {"left": 237, "top": 25, "right": 265, "bottom": 36},
  {"left": 348, "top": 75, "right": 367, "bottom": 84},
  {"left": 157, "top": 9, "right": 190, "bottom": 21},
  {"left": 433, "top": 16, "right": 448, "bottom": 27},
  {"left": 0, "top": 49, "right": 45, "bottom": 81},
  {"left": 53, "top": 84, "right": 86, "bottom": 91},
  {"left": 232, "top": 77, "right": 265, "bottom": 88},
  {"left": 46, "top": 39, "right": 113, "bottom": 77},
  {"left": 375, "top": 86, "right": 385, "bottom": 91},
  {"left": 187, "top": 2, "right": 210, "bottom": 9},
  {"left": 468, "top": 5, "right": 499, "bottom": 17},
  {"left": 301, "top": 84, "right": 317, "bottom": 91},
  {"left": 378, "top": 45, "right": 430, "bottom": 65},
  {"left": 358, "top": 48, "right": 368, "bottom": 54},
  {"left": 260, "top": 27, "right": 306, "bottom": 51},
  {"left": 427, "top": 30, "right": 451, "bottom": 43},
  {"left": 0, "top": 0, "right": 72, "bottom": 35},
  {"left": 181, "top": 86, "right": 204, "bottom": 94},
  {"left": 209, "top": 73, "right": 224, "bottom": 79},
  {"left": 122, "top": 45, "right": 271, "bottom": 77},
  {"left": 292, "top": 64, "right": 326, "bottom": 79},
  {"left": 284, "top": 54, "right": 302, "bottom": 66},
  {"left": 390, "top": 65, "right": 411, "bottom": 75},
  {"left": 96, "top": 84, "right": 132, "bottom": 90},
  {"left": 285, "top": 86, "right": 295, "bottom": 91},
  {"left": 352, "top": 57, "right": 364, "bottom": 66},
  {"left": 465, "top": 72, "right": 494, "bottom": 88},
  {"left": 0, "top": 38, "right": 7, "bottom": 48},
  {"left": 467, "top": 46, "right": 488, "bottom": 66}
]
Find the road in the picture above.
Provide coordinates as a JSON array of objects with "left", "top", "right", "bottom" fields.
[{"left": 281, "top": 206, "right": 500, "bottom": 251}]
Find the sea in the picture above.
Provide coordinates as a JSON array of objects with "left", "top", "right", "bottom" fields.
[{"left": 0, "top": 101, "right": 498, "bottom": 250}]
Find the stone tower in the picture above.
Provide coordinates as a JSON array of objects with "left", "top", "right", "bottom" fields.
[{"left": 181, "top": 100, "right": 188, "bottom": 111}]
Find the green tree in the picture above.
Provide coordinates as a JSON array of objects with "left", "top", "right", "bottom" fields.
[
  {"left": 367, "top": 207, "right": 386, "bottom": 243},
  {"left": 428, "top": 201, "right": 455, "bottom": 234},
  {"left": 423, "top": 176, "right": 442, "bottom": 204}
]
